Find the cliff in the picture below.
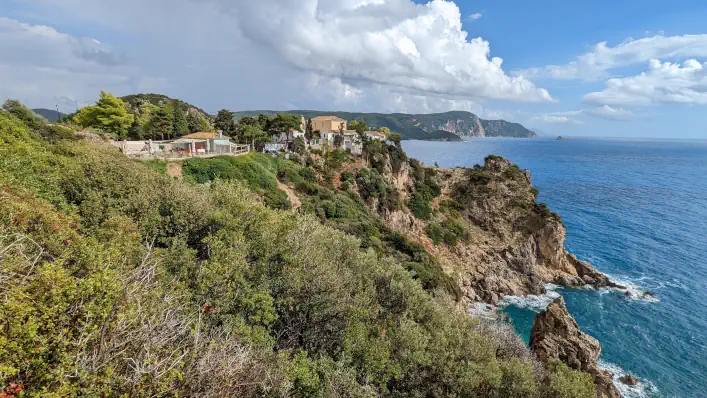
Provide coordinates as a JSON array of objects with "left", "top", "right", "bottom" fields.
[
  {"left": 531, "top": 297, "right": 620, "bottom": 398},
  {"left": 377, "top": 155, "right": 616, "bottom": 304},
  {"left": 233, "top": 110, "right": 537, "bottom": 140}
]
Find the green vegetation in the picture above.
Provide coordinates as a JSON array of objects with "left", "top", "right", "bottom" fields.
[
  {"left": 233, "top": 110, "right": 536, "bottom": 140},
  {"left": 72, "top": 91, "right": 135, "bottom": 139},
  {"left": 0, "top": 106, "right": 594, "bottom": 397},
  {"left": 182, "top": 153, "right": 291, "bottom": 210},
  {"left": 426, "top": 218, "right": 469, "bottom": 247},
  {"left": 407, "top": 159, "right": 440, "bottom": 220}
]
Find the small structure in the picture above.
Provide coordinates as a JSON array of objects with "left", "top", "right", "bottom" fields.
[
  {"left": 364, "top": 130, "right": 387, "bottom": 141},
  {"left": 116, "top": 131, "right": 249, "bottom": 160},
  {"left": 264, "top": 129, "right": 305, "bottom": 152}
]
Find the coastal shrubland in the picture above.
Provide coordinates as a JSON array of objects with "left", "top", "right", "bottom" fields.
[{"left": 0, "top": 103, "right": 596, "bottom": 397}]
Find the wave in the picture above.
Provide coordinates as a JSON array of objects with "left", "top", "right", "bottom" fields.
[
  {"left": 603, "top": 274, "right": 661, "bottom": 303},
  {"left": 467, "top": 302, "right": 499, "bottom": 319},
  {"left": 598, "top": 359, "right": 659, "bottom": 398},
  {"left": 499, "top": 284, "right": 562, "bottom": 313}
]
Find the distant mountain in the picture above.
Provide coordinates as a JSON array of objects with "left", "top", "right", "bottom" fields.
[
  {"left": 32, "top": 108, "right": 66, "bottom": 122},
  {"left": 120, "top": 94, "right": 211, "bottom": 119},
  {"left": 233, "top": 110, "right": 535, "bottom": 140}
]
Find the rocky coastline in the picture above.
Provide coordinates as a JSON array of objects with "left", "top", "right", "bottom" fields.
[{"left": 375, "top": 154, "right": 627, "bottom": 396}]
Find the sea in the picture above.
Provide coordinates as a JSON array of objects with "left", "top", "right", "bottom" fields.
[{"left": 402, "top": 137, "right": 707, "bottom": 398}]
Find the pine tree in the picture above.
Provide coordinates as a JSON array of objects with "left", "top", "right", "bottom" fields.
[
  {"left": 149, "top": 105, "right": 173, "bottom": 140},
  {"left": 215, "top": 109, "right": 234, "bottom": 133},
  {"left": 172, "top": 101, "right": 188, "bottom": 137}
]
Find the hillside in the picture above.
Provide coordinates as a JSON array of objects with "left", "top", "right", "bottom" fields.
[
  {"left": 120, "top": 93, "right": 211, "bottom": 119},
  {"left": 32, "top": 108, "right": 66, "bottom": 122},
  {"left": 0, "top": 102, "right": 602, "bottom": 397},
  {"left": 234, "top": 110, "right": 536, "bottom": 140}
]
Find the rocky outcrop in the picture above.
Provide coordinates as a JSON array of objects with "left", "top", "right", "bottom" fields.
[
  {"left": 530, "top": 297, "right": 620, "bottom": 398},
  {"left": 380, "top": 156, "right": 620, "bottom": 305},
  {"left": 619, "top": 375, "right": 638, "bottom": 386}
]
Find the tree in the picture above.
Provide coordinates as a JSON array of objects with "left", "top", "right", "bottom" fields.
[
  {"left": 377, "top": 127, "right": 391, "bottom": 135},
  {"left": 215, "top": 109, "right": 234, "bottom": 133},
  {"left": 149, "top": 104, "right": 173, "bottom": 140},
  {"left": 172, "top": 101, "right": 188, "bottom": 137},
  {"left": 2, "top": 99, "right": 47, "bottom": 131},
  {"left": 267, "top": 113, "right": 301, "bottom": 150},
  {"left": 73, "top": 91, "right": 135, "bottom": 139},
  {"left": 305, "top": 118, "right": 314, "bottom": 141},
  {"left": 388, "top": 132, "right": 402, "bottom": 148},
  {"left": 187, "top": 111, "right": 201, "bottom": 133},
  {"left": 292, "top": 136, "right": 306, "bottom": 155},
  {"left": 199, "top": 115, "right": 212, "bottom": 132},
  {"left": 242, "top": 124, "right": 269, "bottom": 151},
  {"left": 349, "top": 119, "right": 368, "bottom": 135},
  {"left": 130, "top": 103, "right": 159, "bottom": 139}
]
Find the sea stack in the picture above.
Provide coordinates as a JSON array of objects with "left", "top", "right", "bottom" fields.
[{"left": 530, "top": 297, "right": 620, "bottom": 398}]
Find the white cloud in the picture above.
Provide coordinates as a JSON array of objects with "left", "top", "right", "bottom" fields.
[
  {"left": 530, "top": 115, "right": 583, "bottom": 125},
  {"left": 469, "top": 12, "right": 482, "bottom": 20},
  {"left": 583, "top": 59, "right": 707, "bottom": 106},
  {"left": 0, "top": 16, "right": 166, "bottom": 109},
  {"left": 4, "top": 0, "right": 552, "bottom": 115},
  {"left": 223, "top": 0, "right": 552, "bottom": 103},
  {"left": 584, "top": 105, "right": 635, "bottom": 121},
  {"left": 521, "top": 34, "right": 707, "bottom": 80}
]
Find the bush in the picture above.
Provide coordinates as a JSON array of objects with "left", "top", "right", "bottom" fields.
[
  {"left": 408, "top": 191, "right": 432, "bottom": 220},
  {"left": 0, "top": 108, "right": 598, "bottom": 397}
]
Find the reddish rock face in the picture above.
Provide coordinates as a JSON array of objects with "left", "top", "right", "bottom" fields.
[{"left": 530, "top": 297, "right": 621, "bottom": 398}]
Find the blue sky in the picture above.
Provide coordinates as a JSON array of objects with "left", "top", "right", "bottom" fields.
[{"left": 2, "top": 0, "right": 707, "bottom": 138}]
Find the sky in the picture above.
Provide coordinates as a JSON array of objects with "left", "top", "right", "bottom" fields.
[{"left": 2, "top": 0, "right": 707, "bottom": 138}]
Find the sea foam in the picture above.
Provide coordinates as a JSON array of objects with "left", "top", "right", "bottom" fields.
[
  {"left": 603, "top": 274, "right": 660, "bottom": 303},
  {"left": 598, "top": 359, "right": 659, "bottom": 398},
  {"left": 499, "top": 284, "right": 562, "bottom": 312}
]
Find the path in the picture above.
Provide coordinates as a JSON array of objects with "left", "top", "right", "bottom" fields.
[{"left": 277, "top": 180, "right": 301, "bottom": 210}]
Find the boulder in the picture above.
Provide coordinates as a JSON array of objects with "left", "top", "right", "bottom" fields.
[
  {"left": 619, "top": 375, "right": 639, "bottom": 386},
  {"left": 530, "top": 297, "right": 620, "bottom": 398}
]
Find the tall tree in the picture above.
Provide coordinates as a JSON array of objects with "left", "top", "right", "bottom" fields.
[
  {"left": 172, "top": 101, "right": 188, "bottom": 137},
  {"left": 215, "top": 109, "right": 234, "bottom": 133},
  {"left": 149, "top": 104, "right": 173, "bottom": 140},
  {"left": 305, "top": 118, "right": 314, "bottom": 141},
  {"left": 186, "top": 111, "right": 201, "bottom": 133},
  {"left": 72, "top": 91, "right": 135, "bottom": 139},
  {"left": 132, "top": 103, "right": 159, "bottom": 139}
]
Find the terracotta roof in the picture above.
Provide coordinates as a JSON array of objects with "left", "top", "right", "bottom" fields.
[
  {"left": 181, "top": 131, "right": 230, "bottom": 140},
  {"left": 312, "top": 115, "right": 346, "bottom": 122}
]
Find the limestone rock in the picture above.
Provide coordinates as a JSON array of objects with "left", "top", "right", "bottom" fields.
[
  {"left": 619, "top": 375, "right": 639, "bottom": 386},
  {"left": 530, "top": 297, "right": 620, "bottom": 398}
]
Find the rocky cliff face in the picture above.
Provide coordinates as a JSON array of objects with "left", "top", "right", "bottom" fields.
[
  {"left": 379, "top": 156, "right": 616, "bottom": 304},
  {"left": 428, "top": 116, "right": 537, "bottom": 138},
  {"left": 530, "top": 297, "right": 620, "bottom": 398}
]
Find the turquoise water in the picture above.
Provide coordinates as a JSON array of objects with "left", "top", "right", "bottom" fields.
[{"left": 402, "top": 138, "right": 707, "bottom": 398}]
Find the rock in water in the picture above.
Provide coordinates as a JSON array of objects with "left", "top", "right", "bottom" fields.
[
  {"left": 619, "top": 375, "right": 639, "bottom": 386},
  {"left": 530, "top": 297, "right": 621, "bottom": 398}
]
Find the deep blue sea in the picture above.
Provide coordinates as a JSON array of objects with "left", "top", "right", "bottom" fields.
[{"left": 402, "top": 138, "right": 707, "bottom": 398}]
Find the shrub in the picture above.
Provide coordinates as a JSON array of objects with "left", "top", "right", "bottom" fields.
[{"left": 408, "top": 191, "right": 432, "bottom": 220}]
